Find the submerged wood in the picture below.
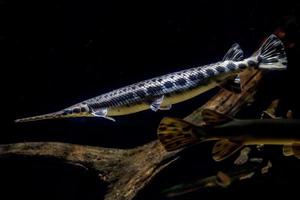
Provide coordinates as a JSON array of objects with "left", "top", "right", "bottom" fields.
[
  {"left": 0, "top": 69, "right": 263, "bottom": 200},
  {"left": 163, "top": 98, "right": 282, "bottom": 198}
]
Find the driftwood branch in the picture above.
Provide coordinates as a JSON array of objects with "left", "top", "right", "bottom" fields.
[
  {"left": 1, "top": 69, "right": 263, "bottom": 200},
  {"left": 163, "top": 98, "right": 281, "bottom": 198},
  {"left": 185, "top": 69, "right": 264, "bottom": 124}
]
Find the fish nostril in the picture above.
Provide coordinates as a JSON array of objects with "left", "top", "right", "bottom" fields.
[{"left": 63, "top": 109, "right": 72, "bottom": 115}]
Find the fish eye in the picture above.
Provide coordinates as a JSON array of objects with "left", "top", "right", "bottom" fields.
[{"left": 82, "top": 104, "right": 91, "bottom": 113}]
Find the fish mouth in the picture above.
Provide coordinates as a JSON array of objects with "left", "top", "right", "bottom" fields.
[
  {"left": 14, "top": 110, "right": 65, "bottom": 123},
  {"left": 14, "top": 110, "right": 94, "bottom": 123},
  {"left": 15, "top": 103, "right": 96, "bottom": 123}
]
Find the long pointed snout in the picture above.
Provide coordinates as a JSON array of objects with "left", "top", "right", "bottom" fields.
[{"left": 15, "top": 111, "right": 66, "bottom": 123}]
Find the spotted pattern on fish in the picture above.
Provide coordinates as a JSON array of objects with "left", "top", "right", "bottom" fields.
[
  {"left": 164, "top": 81, "right": 174, "bottom": 88},
  {"left": 227, "top": 63, "right": 237, "bottom": 71},
  {"left": 136, "top": 90, "right": 147, "bottom": 98},
  {"left": 175, "top": 78, "right": 187, "bottom": 86},
  {"left": 15, "top": 34, "right": 287, "bottom": 123},
  {"left": 216, "top": 66, "right": 226, "bottom": 73},
  {"left": 147, "top": 86, "right": 163, "bottom": 95},
  {"left": 238, "top": 63, "right": 247, "bottom": 69},
  {"left": 84, "top": 61, "right": 243, "bottom": 111},
  {"left": 189, "top": 74, "right": 197, "bottom": 81},
  {"left": 205, "top": 69, "right": 215, "bottom": 77}
]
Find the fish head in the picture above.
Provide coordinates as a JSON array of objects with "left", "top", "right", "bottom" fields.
[
  {"left": 62, "top": 103, "right": 93, "bottom": 118},
  {"left": 15, "top": 103, "right": 95, "bottom": 123}
]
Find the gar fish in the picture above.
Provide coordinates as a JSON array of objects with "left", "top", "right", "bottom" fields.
[
  {"left": 15, "top": 34, "right": 287, "bottom": 122},
  {"left": 157, "top": 110, "right": 300, "bottom": 161}
]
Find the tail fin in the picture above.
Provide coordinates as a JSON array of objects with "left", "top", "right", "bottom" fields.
[
  {"left": 157, "top": 117, "right": 206, "bottom": 151},
  {"left": 254, "top": 34, "right": 287, "bottom": 70},
  {"left": 15, "top": 111, "right": 65, "bottom": 123}
]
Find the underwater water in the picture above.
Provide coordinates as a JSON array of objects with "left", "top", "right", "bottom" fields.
[{"left": 3, "top": 0, "right": 300, "bottom": 199}]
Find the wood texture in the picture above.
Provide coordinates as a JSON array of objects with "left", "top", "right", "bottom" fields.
[{"left": 1, "top": 69, "right": 264, "bottom": 200}]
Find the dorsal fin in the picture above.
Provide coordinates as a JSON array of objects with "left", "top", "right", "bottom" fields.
[
  {"left": 222, "top": 43, "right": 244, "bottom": 61},
  {"left": 202, "top": 109, "right": 233, "bottom": 125}
]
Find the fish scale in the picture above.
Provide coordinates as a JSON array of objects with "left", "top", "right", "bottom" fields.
[
  {"left": 85, "top": 62, "right": 239, "bottom": 110},
  {"left": 15, "top": 34, "right": 287, "bottom": 122}
]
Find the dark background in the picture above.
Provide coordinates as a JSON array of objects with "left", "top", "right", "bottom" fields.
[{"left": 2, "top": 0, "right": 300, "bottom": 199}]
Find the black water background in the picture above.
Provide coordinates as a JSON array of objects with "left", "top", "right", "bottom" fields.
[{"left": 2, "top": 0, "right": 300, "bottom": 199}]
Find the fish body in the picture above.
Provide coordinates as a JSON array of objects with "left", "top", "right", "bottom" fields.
[
  {"left": 158, "top": 111, "right": 300, "bottom": 161},
  {"left": 210, "top": 119, "right": 300, "bottom": 145},
  {"left": 15, "top": 34, "right": 287, "bottom": 123}
]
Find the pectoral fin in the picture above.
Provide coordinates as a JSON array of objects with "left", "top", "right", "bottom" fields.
[
  {"left": 212, "top": 139, "right": 244, "bottom": 162},
  {"left": 91, "top": 108, "right": 116, "bottom": 122},
  {"left": 159, "top": 104, "right": 172, "bottom": 110}
]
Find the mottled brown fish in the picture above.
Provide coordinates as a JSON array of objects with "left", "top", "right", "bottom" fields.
[
  {"left": 158, "top": 110, "right": 300, "bottom": 161},
  {"left": 15, "top": 35, "right": 287, "bottom": 122}
]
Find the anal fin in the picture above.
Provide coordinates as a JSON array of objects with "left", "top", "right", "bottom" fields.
[{"left": 220, "top": 74, "right": 242, "bottom": 93}]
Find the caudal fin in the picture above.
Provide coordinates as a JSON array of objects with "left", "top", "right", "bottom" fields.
[
  {"left": 254, "top": 34, "right": 287, "bottom": 70},
  {"left": 157, "top": 117, "right": 206, "bottom": 151}
]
